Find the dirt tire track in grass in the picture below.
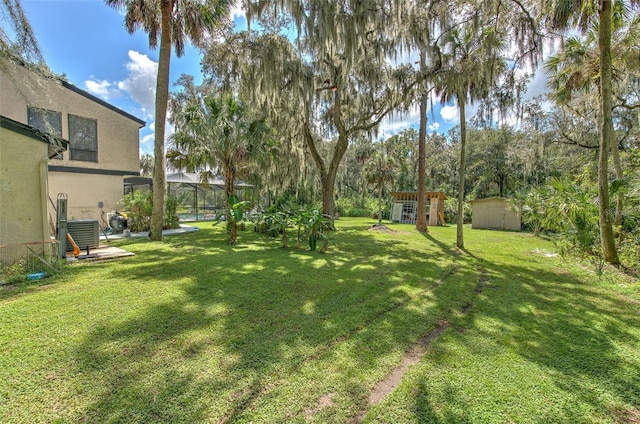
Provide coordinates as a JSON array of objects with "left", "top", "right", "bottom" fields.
[
  {"left": 219, "top": 274, "right": 454, "bottom": 423},
  {"left": 350, "top": 270, "right": 488, "bottom": 423},
  {"left": 218, "top": 265, "right": 463, "bottom": 423}
]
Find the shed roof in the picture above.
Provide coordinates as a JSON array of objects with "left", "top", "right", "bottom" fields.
[
  {"left": 470, "top": 196, "right": 508, "bottom": 203},
  {"left": 391, "top": 191, "right": 447, "bottom": 201}
]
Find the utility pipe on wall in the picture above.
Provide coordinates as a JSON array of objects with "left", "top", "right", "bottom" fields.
[{"left": 39, "top": 157, "right": 50, "bottom": 242}]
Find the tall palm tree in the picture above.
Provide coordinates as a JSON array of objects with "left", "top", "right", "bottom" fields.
[
  {"left": 398, "top": 3, "right": 447, "bottom": 234},
  {"left": 168, "top": 92, "right": 272, "bottom": 243},
  {"left": 105, "top": 0, "right": 231, "bottom": 240},
  {"left": 543, "top": 0, "right": 639, "bottom": 264},
  {"left": 431, "top": 24, "right": 507, "bottom": 249}
]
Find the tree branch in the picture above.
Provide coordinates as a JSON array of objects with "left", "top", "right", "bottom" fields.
[
  {"left": 302, "top": 121, "right": 327, "bottom": 179},
  {"left": 557, "top": 129, "right": 598, "bottom": 149},
  {"left": 614, "top": 96, "right": 640, "bottom": 110}
]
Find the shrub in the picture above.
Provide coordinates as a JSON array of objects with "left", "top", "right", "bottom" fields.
[
  {"left": 121, "top": 190, "right": 152, "bottom": 232},
  {"left": 620, "top": 227, "right": 640, "bottom": 270},
  {"left": 0, "top": 260, "right": 29, "bottom": 284},
  {"left": 444, "top": 198, "right": 471, "bottom": 224},
  {"left": 543, "top": 179, "right": 599, "bottom": 257},
  {"left": 164, "top": 193, "right": 180, "bottom": 230},
  {"left": 121, "top": 190, "right": 181, "bottom": 232},
  {"left": 510, "top": 188, "right": 546, "bottom": 236},
  {"left": 334, "top": 197, "right": 351, "bottom": 217},
  {"left": 254, "top": 207, "right": 332, "bottom": 252},
  {"left": 347, "top": 207, "right": 371, "bottom": 217}
]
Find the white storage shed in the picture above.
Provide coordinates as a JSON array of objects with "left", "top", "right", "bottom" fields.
[{"left": 471, "top": 197, "right": 521, "bottom": 231}]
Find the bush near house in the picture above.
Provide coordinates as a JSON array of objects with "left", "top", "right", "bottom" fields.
[{"left": 121, "top": 191, "right": 180, "bottom": 232}]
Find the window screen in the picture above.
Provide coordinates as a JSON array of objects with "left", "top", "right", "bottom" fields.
[
  {"left": 28, "top": 107, "right": 64, "bottom": 159},
  {"left": 68, "top": 114, "right": 97, "bottom": 162},
  {"left": 27, "top": 107, "right": 62, "bottom": 136}
]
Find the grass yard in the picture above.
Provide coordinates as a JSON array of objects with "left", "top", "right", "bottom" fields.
[{"left": 0, "top": 218, "right": 638, "bottom": 423}]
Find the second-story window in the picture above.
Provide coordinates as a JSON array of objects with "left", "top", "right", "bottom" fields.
[
  {"left": 68, "top": 114, "right": 97, "bottom": 162},
  {"left": 27, "top": 106, "right": 63, "bottom": 159}
]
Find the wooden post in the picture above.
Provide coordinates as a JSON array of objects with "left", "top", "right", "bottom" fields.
[{"left": 429, "top": 195, "right": 439, "bottom": 226}]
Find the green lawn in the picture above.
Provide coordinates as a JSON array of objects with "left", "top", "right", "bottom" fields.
[{"left": 1, "top": 218, "right": 638, "bottom": 423}]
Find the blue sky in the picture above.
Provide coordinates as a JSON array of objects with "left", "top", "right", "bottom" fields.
[{"left": 20, "top": 0, "right": 548, "bottom": 157}]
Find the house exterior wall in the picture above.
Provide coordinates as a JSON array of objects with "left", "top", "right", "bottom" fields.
[
  {"left": 49, "top": 173, "right": 127, "bottom": 221},
  {"left": 0, "top": 127, "right": 48, "bottom": 245},
  {"left": 0, "top": 57, "right": 143, "bottom": 222},
  {"left": 471, "top": 197, "right": 521, "bottom": 231}
]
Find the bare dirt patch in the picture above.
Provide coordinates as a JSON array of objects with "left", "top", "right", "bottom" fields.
[
  {"left": 531, "top": 248, "right": 558, "bottom": 258},
  {"left": 303, "top": 393, "right": 336, "bottom": 421},
  {"left": 367, "top": 223, "right": 399, "bottom": 234},
  {"left": 612, "top": 406, "right": 640, "bottom": 423}
]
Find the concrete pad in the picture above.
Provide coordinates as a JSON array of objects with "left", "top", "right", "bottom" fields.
[
  {"left": 66, "top": 245, "right": 135, "bottom": 263},
  {"left": 100, "top": 225, "right": 200, "bottom": 241}
]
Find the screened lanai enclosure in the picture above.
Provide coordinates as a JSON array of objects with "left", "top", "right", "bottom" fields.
[{"left": 124, "top": 172, "right": 253, "bottom": 222}]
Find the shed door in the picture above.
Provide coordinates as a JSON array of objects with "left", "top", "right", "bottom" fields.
[
  {"left": 487, "top": 206, "right": 505, "bottom": 229},
  {"left": 391, "top": 203, "right": 403, "bottom": 222}
]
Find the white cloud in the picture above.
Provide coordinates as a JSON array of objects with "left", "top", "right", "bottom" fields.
[
  {"left": 523, "top": 67, "right": 549, "bottom": 101},
  {"left": 80, "top": 50, "right": 170, "bottom": 156},
  {"left": 117, "top": 50, "right": 158, "bottom": 118},
  {"left": 440, "top": 105, "right": 459, "bottom": 123},
  {"left": 376, "top": 105, "right": 420, "bottom": 139},
  {"left": 84, "top": 78, "right": 122, "bottom": 100},
  {"left": 230, "top": 4, "right": 246, "bottom": 19},
  {"left": 428, "top": 122, "right": 440, "bottom": 132},
  {"left": 84, "top": 50, "right": 157, "bottom": 120},
  {"left": 138, "top": 119, "right": 176, "bottom": 156},
  {"left": 140, "top": 123, "right": 155, "bottom": 151}
]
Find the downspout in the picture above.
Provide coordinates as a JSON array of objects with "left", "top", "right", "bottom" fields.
[{"left": 39, "top": 155, "right": 51, "bottom": 241}]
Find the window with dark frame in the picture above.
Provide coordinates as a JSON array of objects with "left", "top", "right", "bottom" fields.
[
  {"left": 27, "top": 106, "right": 63, "bottom": 159},
  {"left": 68, "top": 114, "right": 97, "bottom": 162}
]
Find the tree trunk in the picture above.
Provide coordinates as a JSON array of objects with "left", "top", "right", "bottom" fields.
[
  {"left": 597, "top": 0, "right": 620, "bottom": 264},
  {"left": 610, "top": 135, "right": 623, "bottom": 232},
  {"left": 416, "top": 54, "right": 429, "bottom": 233},
  {"left": 306, "top": 127, "right": 348, "bottom": 220},
  {"left": 457, "top": 96, "right": 467, "bottom": 249},
  {"left": 321, "top": 174, "right": 336, "bottom": 219},
  {"left": 224, "top": 162, "right": 236, "bottom": 206},
  {"left": 362, "top": 174, "right": 368, "bottom": 207},
  {"left": 224, "top": 162, "right": 237, "bottom": 244},
  {"left": 377, "top": 181, "right": 383, "bottom": 224},
  {"left": 150, "top": 1, "right": 172, "bottom": 241},
  {"left": 228, "top": 221, "right": 238, "bottom": 244}
]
